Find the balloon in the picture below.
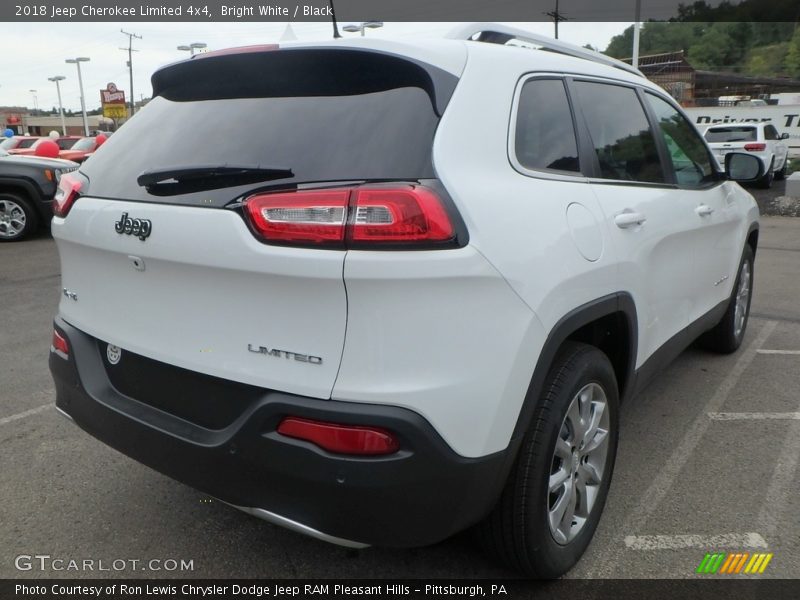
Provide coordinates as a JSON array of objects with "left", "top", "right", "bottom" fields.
[
  {"left": 3, "top": 129, "right": 13, "bottom": 138},
  {"left": 34, "top": 139, "right": 60, "bottom": 158},
  {"left": 49, "top": 130, "right": 60, "bottom": 139},
  {"left": 95, "top": 134, "right": 108, "bottom": 148}
]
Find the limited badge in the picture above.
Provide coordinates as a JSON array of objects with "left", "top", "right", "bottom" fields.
[{"left": 107, "top": 344, "right": 122, "bottom": 365}]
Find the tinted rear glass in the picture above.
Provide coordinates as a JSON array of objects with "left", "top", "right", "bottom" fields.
[
  {"left": 705, "top": 127, "right": 757, "bottom": 143},
  {"left": 572, "top": 81, "right": 664, "bottom": 184},
  {"left": 81, "top": 49, "right": 458, "bottom": 206},
  {"left": 514, "top": 78, "right": 579, "bottom": 173}
]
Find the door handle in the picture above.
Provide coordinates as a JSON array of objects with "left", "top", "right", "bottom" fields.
[
  {"left": 614, "top": 211, "right": 647, "bottom": 229},
  {"left": 695, "top": 204, "right": 715, "bottom": 217}
]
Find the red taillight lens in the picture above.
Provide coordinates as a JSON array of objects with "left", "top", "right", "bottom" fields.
[
  {"left": 350, "top": 186, "right": 454, "bottom": 243},
  {"left": 744, "top": 143, "right": 767, "bottom": 152},
  {"left": 51, "top": 329, "right": 69, "bottom": 356},
  {"left": 277, "top": 417, "right": 400, "bottom": 456},
  {"left": 243, "top": 184, "right": 457, "bottom": 248},
  {"left": 53, "top": 173, "right": 82, "bottom": 217}
]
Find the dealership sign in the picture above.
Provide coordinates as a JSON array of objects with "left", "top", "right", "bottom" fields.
[
  {"left": 684, "top": 105, "right": 800, "bottom": 156},
  {"left": 101, "top": 83, "right": 127, "bottom": 119}
]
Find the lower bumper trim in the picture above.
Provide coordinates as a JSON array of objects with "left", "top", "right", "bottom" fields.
[{"left": 227, "top": 503, "right": 370, "bottom": 549}]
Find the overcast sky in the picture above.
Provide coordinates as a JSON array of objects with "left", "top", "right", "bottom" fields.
[{"left": 0, "top": 22, "right": 631, "bottom": 111}]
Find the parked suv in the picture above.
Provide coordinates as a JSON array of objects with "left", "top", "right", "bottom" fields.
[
  {"left": 49, "top": 24, "right": 762, "bottom": 577},
  {"left": 0, "top": 148, "right": 78, "bottom": 241},
  {"left": 704, "top": 122, "right": 790, "bottom": 188}
]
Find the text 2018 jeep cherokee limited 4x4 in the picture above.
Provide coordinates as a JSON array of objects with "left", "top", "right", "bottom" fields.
[{"left": 49, "top": 24, "right": 763, "bottom": 577}]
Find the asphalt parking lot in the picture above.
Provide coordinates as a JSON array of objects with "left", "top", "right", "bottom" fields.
[{"left": 2, "top": 209, "right": 799, "bottom": 580}]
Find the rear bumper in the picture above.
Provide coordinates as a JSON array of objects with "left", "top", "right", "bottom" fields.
[{"left": 49, "top": 316, "right": 512, "bottom": 548}]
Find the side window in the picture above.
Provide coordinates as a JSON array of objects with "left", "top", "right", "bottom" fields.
[
  {"left": 572, "top": 81, "right": 665, "bottom": 184},
  {"left": 764, "top": 125, "right": 778, "bottom": 141},
  {"left": 514, "top": 78, "right": 580, "bottom": 173},
  {"left": 644, "top": 93, "right": 716, "bottom": 188}
]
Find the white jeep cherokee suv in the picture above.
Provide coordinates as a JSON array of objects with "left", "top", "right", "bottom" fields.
[
  {"left": 49, "top": 24, "right": 763, "bottom": 577},
  {"left": 704, "top": 122, "right": 790, "bottom": 189}
]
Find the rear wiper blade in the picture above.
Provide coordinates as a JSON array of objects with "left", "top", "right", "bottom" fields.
[{"left": 137, "top": 164, "right": 293, "bottom": 188}]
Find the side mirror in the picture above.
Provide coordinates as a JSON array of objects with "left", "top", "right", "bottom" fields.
[
  {"left": 725, "top": 152, "right": 764, "bottom": 182},
  {"left": 780, "top": 132, "right": 790, "bottom": 140}
]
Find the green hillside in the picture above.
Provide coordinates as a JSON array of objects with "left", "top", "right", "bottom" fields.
[{"left": 604, "top": 8, "right": 800, "bottom": 79}]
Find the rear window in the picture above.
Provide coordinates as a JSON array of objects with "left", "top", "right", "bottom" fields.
[
  {"left": 17, "top": 138, "right": 37, "bottom": 149},
  {"left": 704, "top": 127, "right": 757, "bottom": 143},
  {"left": 81, "top": 48, "right": 458, "bottom": 206}
]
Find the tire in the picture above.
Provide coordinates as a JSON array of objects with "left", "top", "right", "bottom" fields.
[
  {"left": 756, "top": 158, "right": 774, "bottom": 189},
  {"left": 477, "top": 342, "right": 619, "bottom": 578},
  {"left": 774, "top": 160, "right": 787, "bottom": 181},
  {"left": 700, "top": 245, "right": 754, "bottom": 354},
  {"left": 0, "top": 192, "right": 38, "bottom": 242}
]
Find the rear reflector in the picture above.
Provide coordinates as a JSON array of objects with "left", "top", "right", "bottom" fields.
[
  {"left": 277, "top": 417, "right": 400, "bottom": 455},
  {"left": 51, "top": 329, "right": 69, "bottom": 357},
  {"left": 53, "top": 173, "right": 82, "bottom": 218},
  {"left": 244, "top": 184, "right": 457, "bottom": 248},
  {"left": 744, "top": 143, "right": 767, "bottom": 152}
]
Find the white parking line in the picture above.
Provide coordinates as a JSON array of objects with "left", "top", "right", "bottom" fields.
[
  {"left": 709, "top": 412, "right": 800, "bottom": 421},
  {"left": 0, "top": 403, "right": 53, "bottom": 426},
  {"left": 756, "top": 349, "right": 800, "bottom": 355},
  {"left": 624, "top": 533, "right": 768, "bottom": 551}
]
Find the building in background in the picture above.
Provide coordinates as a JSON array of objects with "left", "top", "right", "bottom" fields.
[{"left": 624, "top": 51, "right": 800, "bottom": 107}]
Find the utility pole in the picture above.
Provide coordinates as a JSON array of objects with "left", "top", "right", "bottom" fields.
[
  {"left": 120, "top": 29, "right": 142, "bottom": 119},
  {"left": 632, "top": 0, "right": 642, "bottom": 69},
  {"left": 545, "top": 0, "right": 568, "bottom": 39}
]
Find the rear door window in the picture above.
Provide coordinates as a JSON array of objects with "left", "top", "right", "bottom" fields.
[{"left": 571, "top": 81, "right": 665, "bottom": 184}]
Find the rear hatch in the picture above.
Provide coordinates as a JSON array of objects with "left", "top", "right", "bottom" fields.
[
  {"left": 704, "top": 125, "right": 760, "bottom": 163},
  {"left": 53, "top": 45, "right": 461, "bottom": 399}
]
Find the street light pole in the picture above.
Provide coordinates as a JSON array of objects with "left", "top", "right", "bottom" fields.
[
  {"left": 48, "top": 76, "right": 67, "bottom": 135},
  {"left": 342, "top": 21, "right": 383, "bottom": 36},
  {"left": 177, "top": 42, "right": 207, "bottom": 56},
  {"left": 29, "top": 90, "right": 38, "bottom": 112},
  {"left": 66, "top": 57, "right": 90, "bottom": 136}
]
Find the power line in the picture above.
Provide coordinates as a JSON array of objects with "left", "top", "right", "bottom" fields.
[
  {"left": 544, "top": 0, "right": 569, "bottom": 40},
  {"left": 120, "top": 29, "right": 142, "bottom": 118}
]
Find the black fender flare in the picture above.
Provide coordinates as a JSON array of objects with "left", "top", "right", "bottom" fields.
[{"left": 501, "top": 292, "right": 638, "bottom": 467}]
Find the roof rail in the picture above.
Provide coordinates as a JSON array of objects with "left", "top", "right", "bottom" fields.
[{"left": 446, "top": 22, "right": 644, "bottom": 78}]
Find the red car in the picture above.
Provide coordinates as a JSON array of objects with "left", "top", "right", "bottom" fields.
[
  {"left": 12, "top": 136, "right": 82, "bottom": 156},
  {"left": 58, "top": 136, "right": 105, "bottom": 163},
  {"left": 1, "top": 136, "right": 40, "bottom": 153}
]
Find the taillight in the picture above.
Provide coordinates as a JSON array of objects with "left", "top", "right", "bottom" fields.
[
  {"left": 243, "top": 184, "right": 459, "bottom": 249},
  {"left": 245, "top": 189, "right": 349, "bottom": 244},
  {"left": 744, "top": 143, "right": 767, "bottom": 152},
  {"left": 51, "top": 329, "right": 69, "bottom": 357},
  {"left": 277, "top": 417, "right": 400, "bottom": 456},
  {"left": 349, "top": 186, "right": 454, "bottom": 243},
  {"left": 53, "top": 173, "right": 82, "bottom": 217}
]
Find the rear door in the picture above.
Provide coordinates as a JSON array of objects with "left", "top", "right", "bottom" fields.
[
  {"left": 764, "top": 124, "right": 788, "bottom": 170},
  {"left": 570, "top": 79, "right": 697, "bottom": 364},
  {"left": 53, "top": 47, "right": 460, "bottom": 399}
]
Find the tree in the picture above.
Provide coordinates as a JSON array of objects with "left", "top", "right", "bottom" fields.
[{"left": 786, "top": 28, "right": 800, "bottom": 78}]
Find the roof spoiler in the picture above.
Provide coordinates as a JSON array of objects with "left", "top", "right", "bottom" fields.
[{"left": 446, "top": 22, "right": 645, "bottom": 78}]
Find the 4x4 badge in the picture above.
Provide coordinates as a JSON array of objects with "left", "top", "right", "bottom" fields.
[{"left": 115, "top": 212, "right": 152, "bottom": 241}]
